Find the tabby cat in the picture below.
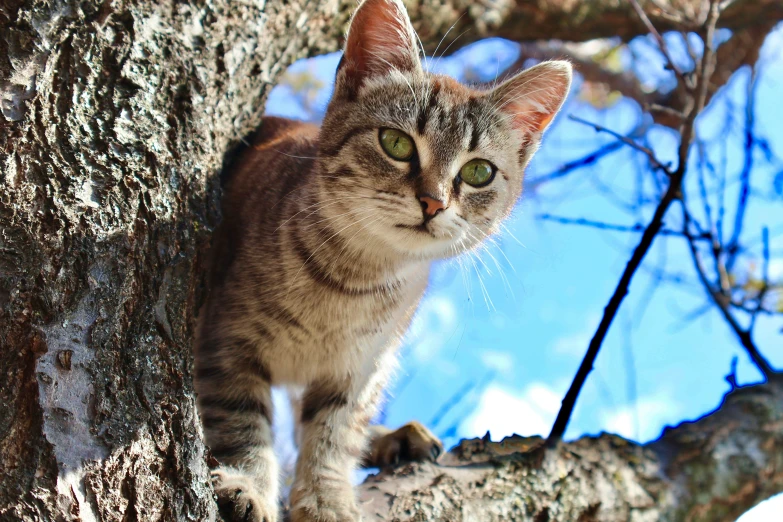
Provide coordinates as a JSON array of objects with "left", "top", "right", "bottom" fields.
[{"left": 195, "top": 0, "right": 571, "bottom": 520}]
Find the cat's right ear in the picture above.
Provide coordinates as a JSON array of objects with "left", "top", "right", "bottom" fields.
[{"left": 335, "top": 0, "right": 423, "bottom": 99}]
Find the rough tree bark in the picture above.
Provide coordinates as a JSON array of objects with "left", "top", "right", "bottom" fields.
[
  {"left": 1, "top": 0, "right": 780, "bottom": 520},
  {"left": 358, "top": 377, "right": 783, "bottom": 522}
]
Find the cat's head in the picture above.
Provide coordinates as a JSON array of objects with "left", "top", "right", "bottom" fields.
[{"left": 318, "top": 0, "right": 571, "bottom": 261}]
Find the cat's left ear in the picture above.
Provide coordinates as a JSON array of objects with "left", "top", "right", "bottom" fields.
[
  {"left": 490, "top": 61, "right": 572, "bottom": 133},
  {"left": 336, "top": 0, "right": 423, "bottom": 97}
]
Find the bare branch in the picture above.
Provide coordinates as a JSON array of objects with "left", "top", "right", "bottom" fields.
[
  {"left": 652, "top": 21, "right": 774, "bottom": 127},
  {"left": 649, "top": 103, "right": 687, "bottom": 122},
  {"left": 546, "top": 0, "right": 723, "bottom": 447}
]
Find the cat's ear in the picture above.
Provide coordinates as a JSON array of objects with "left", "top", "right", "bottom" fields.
[
  {"left": 336, "top": 0, "right": 423, "bottom": 97},
  {"left": 490, "top": 61, "right": 572, "bottom": 133}
]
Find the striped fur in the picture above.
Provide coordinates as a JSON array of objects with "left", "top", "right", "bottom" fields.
[{"left": 195, "top": 1, "right": 571, "bottom": 520}]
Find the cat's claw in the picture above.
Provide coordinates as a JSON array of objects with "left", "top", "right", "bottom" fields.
[
  {"left": 366, "top": 421, "right": 444, "bottom": 468},
  {"left": 212, "top": 469, "right": 278, "bottom": 522}
]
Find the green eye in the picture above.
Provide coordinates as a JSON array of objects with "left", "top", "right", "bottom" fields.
[
  {"left": 460, "top": 159, "right": 494, "bottom": 187},
  {"left": 379, "top": 129, "right": 415, "bottom": 161}
]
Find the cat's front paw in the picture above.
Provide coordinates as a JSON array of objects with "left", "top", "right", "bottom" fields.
[
  {"left": 366, "top": 421, "right": 443, "bottom": 468},
  {"left": 289, "top": 484, "right": 361, "bottom": 522},
  {"left": 212, "top": 468, "right": 278, "bottom": 522}
]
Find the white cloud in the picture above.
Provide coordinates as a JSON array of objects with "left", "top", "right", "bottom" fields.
[
  {"left": 552, "top": 332, "right": 589, "bottom": 356},
  {"left": 480, "top": 350, "right": 514, "bottom": 375},
  {"left": 602, "top": 393, "right": 679, "bottom": 443},
  {"left": 737, "top": 493, "right": 783, "bottom": 522},
  {"left": 405, "top": 296, "right": 459, "bottom": 362},
  {"left": 551, "top": 313, "right": 601, "bottom": 356},
  {"left": 769, "top": 259, "right": 783, "bottom": 280},
  {"left": 459, "top": 383, "right": 562, "bottom": 439},
  {"left": 460, "top": 382, "right": 681, "bottom": 444}
]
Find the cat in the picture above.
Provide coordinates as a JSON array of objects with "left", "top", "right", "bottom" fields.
[{"left": 194, "top": 0, "right": 571, "bottom": 520}]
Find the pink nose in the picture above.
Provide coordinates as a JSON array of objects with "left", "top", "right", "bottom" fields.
[{"left": 419, "top": 195, "right": 447, "bottom": 217}]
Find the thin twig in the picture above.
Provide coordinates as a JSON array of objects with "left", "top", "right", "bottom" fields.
[
  {"left": 479, "top": 41, "right": 654, "bottom": 109},
  {"left": 429, "top": 371, "right": 495, "bottom": 430},
  {"left": 649, "top": 103, "right": 686, "bottom": 121},
  {"left": 750, "top": 227, "right": 771, "bottom": 330},
  {"left": 682, "top": 211, "right": 775, "bottom": 379},
  {"left": 627, "top": 0, "right": 691, "bottom": 88},
  {"left": 725, "top": 356, "right": 739, "bottom": 390},
  {"left": 725, "top": 69, "right": 758, "bottom": 272},
  {"left": 537, "top": 213, "right": 710, "bottom": 240},
  {"left": 695, "top": 140, "right": 715, "bottom": 237},
  {"left": 568, "top": 115, "right": 672, "bottom": 174},
  {"left": 527, "top": 141, "right": 624, "bottom": 189}
]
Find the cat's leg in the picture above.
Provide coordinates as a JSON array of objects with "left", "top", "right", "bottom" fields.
[
  {"left": 289, "top": 372, "right": 386, "bottom": 522},
  {"left": 363, "top": 421, "right": 443, "bottom": 468},
  {"left": 196, "top": 338, "right": 279, "bottom": 522}
]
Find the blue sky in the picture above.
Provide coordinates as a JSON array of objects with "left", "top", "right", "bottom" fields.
[{"left": 266, "top": 25, "right": 783, "bottom": 517}]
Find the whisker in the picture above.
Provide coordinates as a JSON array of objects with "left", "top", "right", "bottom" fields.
[
  {"left": 466, "top": 250, "right": 494, "bottom": 312},
  {"left": 500, "top": 222, "right": 526, "bottom": 249},
  {"left": 431, "top": 12, "right": 467, "bottom": 67},
  {"left": 474, "top": 228, "right": 515, "bottom": 300},
  {"left": 434, "top": 27, "right": 472, "bottom": 69},
  {"left": 485, "top": 235, "right": 518, "bottom": 274},
  {"left": 272, "top": 149, "right": 320, "bottom": 160},
  {"left": 270, "top": 175, "right": 384, "bottom": 211},
  {"left": 331, "top": 215, "right": 385, "bottom": 276},
  {"left": 301, "top": 207, "right": 377, "bottom": 230},
  {"left": 274, "top": 196, "right": 377, "bottom": 233}
]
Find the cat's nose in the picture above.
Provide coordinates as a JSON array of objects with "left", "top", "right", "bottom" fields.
[{"left": 418, "top": 195, "right": 447, "bottom": 218}]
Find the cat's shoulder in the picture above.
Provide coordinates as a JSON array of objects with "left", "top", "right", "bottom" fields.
[
  {"left": 224, "top": 116, "right": 320, "bottom": 189},
  {"left": 248, "top": 116, "right": 320, "bottom": 153}
]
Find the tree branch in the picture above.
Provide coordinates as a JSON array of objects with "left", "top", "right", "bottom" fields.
[
  {"left": 483, "top": 22, "right": 775, "bottom": 131},
  {"left": 409, "top": 0, "right": 783, "bottom": 53},
  {"left": 478, "top": 40, "right": 657, "bottom": 105},
  {"left": 358, "top": 376, "right": 783, "bottom": 521}
]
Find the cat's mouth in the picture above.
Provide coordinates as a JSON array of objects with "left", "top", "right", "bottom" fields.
[
  {"left": 394, "top": 220, "right": 463, "bottom": 244},
  {"left": 395, "top": 223, "right": 432, "bottom": 235}
]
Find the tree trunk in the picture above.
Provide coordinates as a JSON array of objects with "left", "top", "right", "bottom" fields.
[
  {"left": 1, "top": 0, "right": 780, "bottom": 520},
  {"left": 2, "top": 0, "right": 348, "bottom": 518}
]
